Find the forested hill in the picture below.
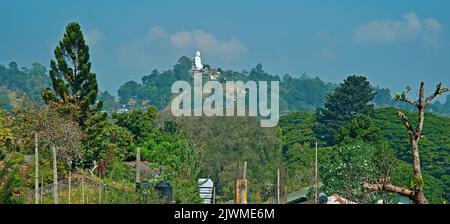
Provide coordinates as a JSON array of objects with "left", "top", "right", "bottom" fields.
[
  {"left": 116, "top": 57, "right": 336, "bottom": 114},
  {"left": 0, "top": 62, "right": 117, "bottom": 112},
  {"left": 115, "top": 56, "right": 450, "bottom": 116},
  {"left": 1, "top": 58, "right": 450, "bottom": 116},
  {"left": 0, "top": 62, "right": 50, "bottom": 109}
]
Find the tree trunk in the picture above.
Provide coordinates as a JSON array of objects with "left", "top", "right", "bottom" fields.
[
  {"left": 411, "top": 138, "right": 422, "bottom": 177},
  {"left": 136, "top": 147, "right": 140, "bottom": 184},
  {"left": 409, "top": 106, "right": 426, "bottom": 204},
  {"left": 413, "top": 190, "right": 428, "bottom": 204},
  {"left": 52, "top": 146, "right": 59, "bottom": 204},
  {"left": 68, "top": 170, "right": 71, "bottom": 204},
  {"left": 82, "top": 176, "right": 85, "bottom": 204}
]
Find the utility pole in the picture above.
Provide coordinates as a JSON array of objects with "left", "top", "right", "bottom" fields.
[
  {"left": 68, "top": 168, "right": 71, "bottom": 204},
  {"left": 213, "top": 187, "right": 216, "bottom": 204},
  {"left": 277, "top": 168, "right": 280, "bottom": 204},
  {"left": 315, "top": 141, "right": 318, "bottom": 204},
  {"left": 34, "top": 133, "right": 39, "bottom": 204},
  {"left": 52, "top": 146, "right": 58, "bottom": 204},
  {"left": 136, "top": 147, "right": 141, "bottom": 184}
]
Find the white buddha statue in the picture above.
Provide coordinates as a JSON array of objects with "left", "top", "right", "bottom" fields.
[{"left": 194, "top": 50, "right": 203, "bottom": 71}]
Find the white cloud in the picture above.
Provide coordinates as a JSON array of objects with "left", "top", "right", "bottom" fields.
[
  {"left": 353, "top": 12, "right": 442, "bottom": 45},
  {"left": 149, "top": 26, "right": 247, "bottom": 59},
  {"left": 85, "top": 29, "right": 102, "bottom": 46},
  {"left": 116, "top": 26, "right": 247, "bottom": 71}
]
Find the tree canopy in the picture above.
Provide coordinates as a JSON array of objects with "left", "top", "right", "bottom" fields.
[
  {"left": 41, "top": 22, "right": 101, "bottom": 125},
  {"left": 314, "top": 75, "right": 375, "bottom": 145}
]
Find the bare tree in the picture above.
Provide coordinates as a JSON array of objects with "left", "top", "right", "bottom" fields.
[
  {"left": 12, "top": 99, "right": 82, "bottom": 204},
  {"left": 39, "top": 106, "right": 82, "bottom": 204},
  {"left": 363, "top": 82, "right": 449, "bottom": 204}
]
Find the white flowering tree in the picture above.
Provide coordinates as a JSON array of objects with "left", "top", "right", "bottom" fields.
[{"left": 320, "top": 143, "right": 397, "bottom": 204}]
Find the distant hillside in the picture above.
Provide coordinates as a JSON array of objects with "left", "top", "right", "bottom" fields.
[
  {"left": 0, "top": 62, "right": 117, "bottom": 112},
  {"left": 2, "top": 59, "right": 449, "bottom": 116},
  {"left": 117, "top": 57, "right": 336, "bottom": 114},
  {"left": 0, "top": 62, "right": 50, "bottom": 109},
  {"left": 116, "top": 56, "right": 450, "bottom": 117}
]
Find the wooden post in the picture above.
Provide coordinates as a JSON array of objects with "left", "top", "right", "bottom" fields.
[
  {"left": 315, "top": 141, "right": 318, "bottom": 204},
  {"left": 68, "top": 169, "right": 71, "bottom": 204},
  {"left": 136, "top": 147, "right": 141, "bottom": 184},
  {"left": 52, "top": 146, "right": 58, "bottom": 204},
  {"left": 213, "top": 187, "right": 216, "bottom": 204},
  {"left": 99, "top": 179, "right": 102, "bottom": 204},
  {"left": 277, "top": 168, "right": 280, "bottom": 204},
  {"left": 34, "top": 133, "right": 39, "bottom": 204},
  {"left": 82, "top": 175, "right": 85, "bottom": 204}
]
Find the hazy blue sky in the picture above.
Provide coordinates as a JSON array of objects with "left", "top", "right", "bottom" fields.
[{"left": 1, "top": 0, "right": 449, "bottom": 100}]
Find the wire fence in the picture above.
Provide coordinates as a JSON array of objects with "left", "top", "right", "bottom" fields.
[{"left": 25, "top": 171, "right": 159, "bottom": 204}]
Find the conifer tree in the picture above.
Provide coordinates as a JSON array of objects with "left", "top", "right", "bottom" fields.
[
  {"left": 314, "top": 75, "right": 375, "bottom": 145},
  {"left": 42, "top": 22, "right": 101, "bottom": 125}
]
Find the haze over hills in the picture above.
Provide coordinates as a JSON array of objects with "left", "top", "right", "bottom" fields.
[{"left": 2, "top": 59, "right": 450, "bottom": 117}]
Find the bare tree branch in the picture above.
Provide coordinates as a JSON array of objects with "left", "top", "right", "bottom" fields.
[
  {"left": 418, "top": 82, "right": 425, "bottom": 107},
  {"left": 363, "top": 182, "right": 414, "bottom": 198},
  {"left": 397, "top": 111, "right": 414, "bottom": 134},
  {"left": 397, "top": 98, "right": 418, "bottom": 107},
  {"left": 425, "top": 83, "right": 450, "bottom": 106},
  {"left": 396, "top": 86, "right": 418, "bottom": 107}
]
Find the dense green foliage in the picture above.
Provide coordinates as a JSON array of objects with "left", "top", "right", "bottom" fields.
[
  {"left": 374, "top": 107, "right": 450, "bottom": 200},
  {"left": 83, "top": 112, "right": 133, "bottom": 164},
  {"left": 279, "top": 108, "right": 449, "bottom": 203},
  {"left": 158, "top": 112, "right": 283, "bottom": 203},
  {"left": 314, "top": 75, "right": 375, "bottom": 146},
  {"left": 0, "top": 152, "right": 27, "bottom": 204},
  {"left": 41, "top": 22, "right": 101, "bottom": 125},
  {"left": 278, "top": 112, "right": 319, "bottom": 149},
  {"left": 0, "top": 110, "right": 13, "bottom": 155},
  {"left": 140, "top": 129, "right": 202, "bottom": 203},
  {"left": 336, "top": 114, "right": 382, "bottom": 145},
  {"left": 112, "top": 107, "right": 158, "bottom": 145}
]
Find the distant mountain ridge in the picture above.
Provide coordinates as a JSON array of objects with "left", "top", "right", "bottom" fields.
[{"left": 1, "top": 59, "right": 450, "bottom": 117}]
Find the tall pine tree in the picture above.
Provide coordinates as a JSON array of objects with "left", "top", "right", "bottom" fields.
[
  {"left": 42, "top": 22, "right": 101, "bottom": 125},
  {"left": 314, "top": 75, "right": 375, "bottom": 146}
]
